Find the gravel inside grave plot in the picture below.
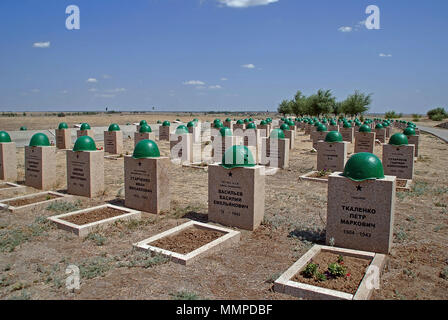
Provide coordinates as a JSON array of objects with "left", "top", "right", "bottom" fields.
[
  {"left": 149, "top": 226, "right": 227, "bottom": 254},
  {"left": 396, "top": 179, "right": 408, "bottom": 188},
  {"left": 292, "top": 251, "right": 372, "bottom": 295},
  {"left": 310, "top": 171, "right": 332, "bottom": 179},
  {"left": 60, "top": 207, "right": 129, "bottom": 225},
  {"left": 5, "top": 194, "right": 60, "bottom": 207}
]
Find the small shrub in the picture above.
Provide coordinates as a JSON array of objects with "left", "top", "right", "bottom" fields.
[
  {"left": 327, "top": 263, "right": 347, "bottom": 278},
  {"left": 85, "top": 233, "right": 107, "bottom": 246},
  {"left": 79, "top": 257, "right": 111, "bottom": 279},
  {"left": 170, "top": 290, "right": 200, "bottom": 300},
  {"left": 302, "top": 262, "right": 318, "bottom": 278}
]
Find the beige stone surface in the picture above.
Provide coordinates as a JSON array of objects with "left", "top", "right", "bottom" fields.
[
  {"left": 0, "top": 142, "right": 17, "bottom": 182},
  {"left": 284, "top": 130, "right": 295, "bottom": 150},
  {"left": 354, "top": 132, "right": 376, "bottom": 153},
  {"left": 340, "top": 127, "right": 354, "bottom": 143},
  {"left": 25, "top": 146, "right": 56, "bottom": 190},
  {"left": 77, "top": 129, "right": 94, "bottom": 139},
  {"left": 55, "top": 129, "right": 71, "bottom": 150},
  {"left": 257, "top": 124, "right": 270, "bottom": 138},
  {"left": 260, "top": 138, "right": 289, "bottom": 169},
  {"left": 375, "top": 128, "right": 386, "bottom": 144},
  {"left": 170, "top": 133, "right": 192, "bottom": 163},
  {"left": 407, "top": 135, "right": 419, "bottom": 157},
  {"left": 124, "top": 156, "right": 170, "bottom": 214},
  {"left": 328, "top": 125, "right": 339, "bottom": 132},
  {"left": 311, "top": 131, "right": 328, "bottom": 149},
  {"left": 188, "top": 126, "right": 202, "bottom": 144},
  {"left": 134, "top": 132, "right": 156, "bottom": 147},
  {"left": 104, "top": 131, "right": 123, "bottom": 155},
  {"left": 326, "top": 173, "right": 396, "bottom": 254},
  {"left": 66, "top": 150, "right": 104, "bottom": 198},
  {"left": 382, "top": 144, "right": 415, "bottom": 180},
  {"left": 208, "top": 164, "right": 265, "bottom": 231},
  {"left": 316, "top": 141, "right": 347, "bottom": 172},
  {"left": 159, "top": 126, "right": 171, "bottom": 141},
  {"left": 233, "top": 123, "right": 245, "bottom": 131}
]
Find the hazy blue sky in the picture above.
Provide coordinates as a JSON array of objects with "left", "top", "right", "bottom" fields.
[{"left": 0, "top": 0, "right": 447, "bottom": 113}]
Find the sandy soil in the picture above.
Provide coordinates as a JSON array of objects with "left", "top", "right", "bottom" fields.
[{"left": 0, "top": 118, "right": 447, "bottom": 300}]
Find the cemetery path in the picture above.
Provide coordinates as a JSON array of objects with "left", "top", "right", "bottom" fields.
[{"left": 418, "top": 125, "right": 448, "bottom": 143}]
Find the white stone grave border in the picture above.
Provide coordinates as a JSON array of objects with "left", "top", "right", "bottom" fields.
[
  {"left": 274, "top": 245, "right": 386, "bottom": 300},
  {"left": 133, "top": 221, "right": 240, "bottom": 266},
  {"left": 396, "top": 178, "right": 412, "bottom": 192},
  {"left": 0, "top": 191, "right": 72, "bottom": 213},
  {"left": 47, "top": 204, "right": 141, "bottom": 237},
  {"left": 299, "top": 171, "right": 329, "bottom": 184},
  {"left": 0, "top": 182, "right": 27, "bottom": 199}
]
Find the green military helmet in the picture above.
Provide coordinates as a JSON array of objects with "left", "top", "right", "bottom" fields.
[
  {"left": 280, "top": 123, "right": 290, "bottom": 131},
  {"left": 382, "top": 122, "right": 390, "bottom": 127},
  {"left": 0, "top": 131, "right": 12, "bottom": 143},
  {"left": 246, "top": 122, "right": 256, "bottom": 129},
  {"left": 157, "top": 120, "right": 162, "bottom": 124},
  {"left": 403, "top": 127, "right": 416, "bottom": 136},
  {"left": 375, "top": 123, "right": 383, "bottom": 129},
  {"left": 359, "top": 124, "right": 371, "bottom": 133},
  {"left": 225, "top": 118, "right": 232, "bottom": 122},
  {"left": 193, "top": 118, "right": 199, "bottom": 122},
  {"left": 287, "top": 120, "right": 295, "bottom": 126},
  {"left": 342, "top": 152, "right": 385, "bottom": 182},
  {"left": 220, "top": 127, "right": 232, "bottom": 137},
  {"left": 317, "top": 124, "right": 327, "bottom": 132},
  {"left": 325, "top": 131, "right": 343, "bottom": 143},
  {"left": 108, "top": 123, "right": 120, "bottom": 131},
  {"left": 80, "top": 123, "right": 91, "bottom": 130},
  {"left": 260, "top": 120, "right": 267, "bottom": 125},
  {"left": 139, "top": 124, "right": 152, "bottom": 133},
  {"left": 236, "top": 119, "right": 244, "bottom": 125},
  {"left": 214, "top": 121, "right": 224, "bottom": 129},
  {"left": 213, "top": 119, "right": 221, "bottom": 125},
  {"left": 330, "top": 119, "right": 337, "bottom": 126},
  {"left": 139, "top": 120, "right": 148, "bottom": 126},
  {"left": 132, "top": 139, "right": 160, "bottom": 159},
  {"left": 58, "top": 122, "right": 69, "bottom": 130},
  {"left": 221, "top": 145, "right": 256, "bottom": 169},
  {"left": 270, "top": 128, "right": 285, "bottom": 139},
  {"left": 244, "top": 118, "right": 250, "bottom": 123},
  {"left": 29, "top": 133, "right": 50, "bottom": 147},
  {"left": 249, "top": 117, "right": 254, "bottom": 122},
  {"left": 389, "top": 133, "right": 408, "bottom": 146},
  {"left": 20, "top": 126, "right": 27, "bottom": 131},
  {"left": 162, "top": 121, "right": 170, "bottom": 127},
  {"left": 343, "top": 122, "right": 352, "bottom": 128},
  {"left": 175, "top": 125, "right": 189, "bottom": 134},
  {"left": 187, "top": 121, "right": 195, "bottom": 128},
  {"left": 73, "top": 136, "right": 97, "bottom": 152}
]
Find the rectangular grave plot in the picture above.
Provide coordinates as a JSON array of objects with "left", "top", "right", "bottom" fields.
[
  {"left": 274, "top": 245, "right": 386, "bottom": 300},
  {"left": 0, "top": 191, "right": 71, "bottom": 213},
  {"left": 133, "top": 221, "right": 240, "bottom": 265},
  {"left": 0, "top": 182, "right": 27, "bottom": 199},
  {"left": 299, "top": 171, "right": 331, "bottom": 184},
  {"left": 396, "top": 179, "right": 412, "bottom": 192},
  {"left": 48, "top": 204, "right": 141, "bottom": 237}
]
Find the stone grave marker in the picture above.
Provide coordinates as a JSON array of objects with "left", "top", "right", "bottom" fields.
[
  {"left": 77, "top": 123, "right": 94, "bottom": 139},
  {"left": 403, "top": 127, "right": 419, "bottom": 157},
  {"left": 104, "top": 123, "right": 123, "bottom": 155},
  {"left": 159, "top": 121, "right": 171, "bottom": 141},
  {"left": 170, "top": 125, "right": 193, "bottom": 164},
  {"left": 0, "top": 131, "right": 17, "bottom": 182},
  {"left": 326, "top": 153, "right": 396, "bottom": 254},
  {"left": 311, "top": 124, "right": 328, "bottom": 150},
  {"left": 375, "top": 124, "right": 386, "bottom": 144},
  {"left": 208, "top": 146, "right": 265, "bottom": 231},
  {"left": 340, "top": 123, "right": 354, "bottom": 143},
  {"left": 25, "top": 133, "right": 56, "bottom": 190},
  {"left": 134, "top": 124, "right": 155, "bottom": 147},
  {"left": 257, "top": 120, "right": 270, "bottom": 138},
  {"left": 66, "top": 136, "right": 104, "bottom": 198},
  {"left": 211, "top": 127, "right": 242, "bottom": 163},
  {"left": 55, "top": 122, "right": 71, "bottom": 150},
  {"left": 280, "top": 124, "right": 295, "bottom": 150},
  {"left": 125, "top": 140, "right": 170, "bottom": 214},
  {"left": 354, "top": 125, "right": 376, "bottom": 154},
  {"left": 382, "top": 133, "right": 415, "bottom": 180},
  {"left": 316, "top": 131, "right": 348, "bottom": 172},
  {"left": 260, "top": 129, "right": 289, "bottom": 169}
]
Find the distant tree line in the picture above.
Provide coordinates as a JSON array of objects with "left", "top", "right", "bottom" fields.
[{"left": 277, "top": 89, "right": 372, "bottom": 118}]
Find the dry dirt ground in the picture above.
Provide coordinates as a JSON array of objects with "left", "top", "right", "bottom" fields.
[{"left": 0, "top": 116, "right": 447, "bottom": 300}]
